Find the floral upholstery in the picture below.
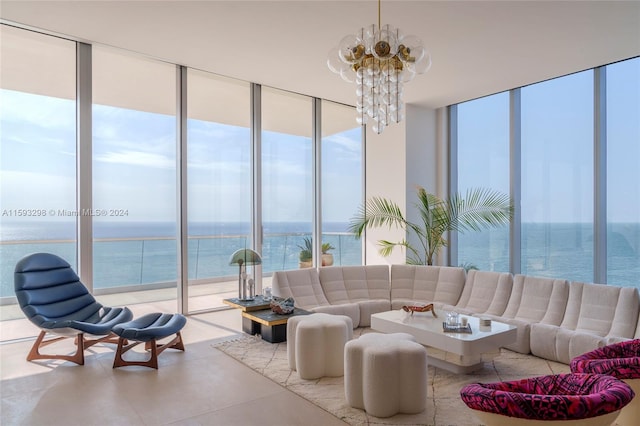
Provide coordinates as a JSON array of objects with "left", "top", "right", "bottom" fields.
[
  {"left": 460, "top": 373, "right": 634, "bottom": 420},
  {"left": 571, "top": 339, "right": 640, "bottom": 379}
]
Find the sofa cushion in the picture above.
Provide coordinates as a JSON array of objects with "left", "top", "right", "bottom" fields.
[
  {"left": 531, "top": 282, "right": 640, "bottom": 363},
  {"left": 484, "top": 275, "right": 569, "bottom": 354},
  {"left": 271, "top": 268, "right": 330, "bottom": 309},
  {"left": 530, "top": 323, "right": 563, "bottom": 361},
  {"left": 504, "top": 275, "right": 569, "bottom": 324},
  {"left": 489, "top": 317, "right": 533, "bottom": 354},
  {"left": 608, "top": 287, "right": 640, "bottom": 340},
  {"left": 443, "top": 270, "right": 512, "bottom": 316},
  {"left": 390, "top": 265, "right": 465, "bottom": 309},
  {"left": 356, "top": 300, "right": 392, "bottom": 327},
  {"left": 575, "top": 282, "right": 621, "bottom": 335},
  {"left": 559, "top": 282, "right": 584, "bottom": 330},
  {"left": 319, "top": 265, "right": 390, "bottom": 302},
  {"left": 319, "top": 266, "right": 390, "bottom": 326}
]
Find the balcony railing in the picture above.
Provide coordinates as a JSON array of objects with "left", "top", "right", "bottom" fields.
[{"left": 0, "top": 232, "right": 362, "bottom": 300}]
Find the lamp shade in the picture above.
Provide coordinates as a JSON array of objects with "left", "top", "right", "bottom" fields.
[{"left": 229, "top": 248, "right": 262, "bottom": 266}]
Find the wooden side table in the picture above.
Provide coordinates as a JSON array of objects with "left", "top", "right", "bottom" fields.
[
  {"left": 222, "top": 296, "right": 271, "bottom": 312},
  {"left": 241, "top": 308, "right": 311, "bottom": 343}
]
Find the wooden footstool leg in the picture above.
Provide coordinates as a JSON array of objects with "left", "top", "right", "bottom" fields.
[{"left": 112, "top": 313, "right": 187, "bottom": 369}]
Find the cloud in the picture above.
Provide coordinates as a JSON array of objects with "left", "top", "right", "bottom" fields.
[
  {"left": 95, "top": 150, "right": 175, "bottom": 169},
  {"left": 326, "top": 133, "right": 361, "bottom": 153}
]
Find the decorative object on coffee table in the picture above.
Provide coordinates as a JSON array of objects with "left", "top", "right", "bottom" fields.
[
  {"left": 442, "top": 322, "right": 472, "bottom": 334},
  {"left": 229, "top": 248, "right": 262, "bottom": 301},
  {"left": 270, "top": 296, "right": 295, "bottom": 315},
  {"left": 402, "top": 303, "right": 437, "bottom": 317}
]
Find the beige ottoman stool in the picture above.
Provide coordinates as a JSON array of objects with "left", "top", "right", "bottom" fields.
[
  {"left": 345, "top": 332, "right": 428, "bottom": 418},
  {"left": 287, "top": 313, "right": 353, "bottom": 379}
]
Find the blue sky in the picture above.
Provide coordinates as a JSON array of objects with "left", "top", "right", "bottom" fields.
[
  {"left": 458, "top": 57, "right": 639, "bottom": 224},
  {"left": 0, "top": 90, "right": 362, "bottom": 227},
  {"left": 1, "top": 58, "right": 638, "bottom": 234}
]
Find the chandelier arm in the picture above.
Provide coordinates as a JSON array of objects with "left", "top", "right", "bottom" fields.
[{"left": 327, "top": 0, "right": 430, "bottom": 133}]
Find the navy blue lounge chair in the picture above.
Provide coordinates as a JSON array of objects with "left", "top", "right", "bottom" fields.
[{"left": 14, "top": 252, "right": 133, "bottom": 365}]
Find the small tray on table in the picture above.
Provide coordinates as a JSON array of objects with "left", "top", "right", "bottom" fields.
[{"left": 442, "top": 322, "right": 472, "bottom": 333}]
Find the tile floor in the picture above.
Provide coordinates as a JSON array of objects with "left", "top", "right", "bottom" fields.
[
  {"left": 0, "top": 305, "right": 347, "bottom": 426},
  {"left": 0, "top": 302, "right": 574, "bottom": 426}
]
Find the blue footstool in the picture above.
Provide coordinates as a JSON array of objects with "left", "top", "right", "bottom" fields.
[{"left": 112, "top": 313, "right": 187, "bottom": 369}]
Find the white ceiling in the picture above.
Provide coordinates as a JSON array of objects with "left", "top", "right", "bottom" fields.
[{"left": 1, "top": 0, "right": 639, "bottom": 109}]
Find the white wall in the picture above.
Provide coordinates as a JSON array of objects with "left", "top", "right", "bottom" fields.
[
  {"left": 363, "top": 105, "right": 447, "bottom": 266},
  {"left": 364, "top": 122, "right": 406, "bottom": 265},
  {"left": 405, "top": 105, "right": 438, "bottom": 264}
]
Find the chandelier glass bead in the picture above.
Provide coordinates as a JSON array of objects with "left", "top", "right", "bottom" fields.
[{"left": 328, "top": 23, "right": 431, "bottom": 134}]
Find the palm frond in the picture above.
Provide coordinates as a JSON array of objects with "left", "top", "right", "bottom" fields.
[
  {"left": 448, "top": 188, "right": 513, "bottom": 233},
  {"left": 348, "top": 196, "right": 408, "bottom": 238},
  {"left": 348, "top": 186, "right": 513, "bottom": 266},
  {"left": 377, "top": 239, "right": 412, "bottom": 258}
]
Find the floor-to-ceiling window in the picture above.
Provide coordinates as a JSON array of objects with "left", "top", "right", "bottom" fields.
[
  {"left": 0, "top": 25, "right": 77, "bottom": 305},
  {"left": 521, "top": 71, "right": 594, "bottom": 282},
  {"left": 453, "top": 57, "right": 639, "bottom": 286},
  {"left": 456, "top": 92, "right": 510, "bottom": 271},
  {"left": 261, "top": 88, "right": 314, "bottom": 272},
  {"left": 606, "top": 58, "right": 640, "bottom": 286},
  {"left": 321, "top": 100, "right": 364, "bottom": 266},
  {"left": 92, "top": 47, "right": 177, "bottom": 302},
  {"left": 0, "top": 24, "right": 362, "bottom": 320},
  {"left": 187, "top": 70, "right": 251, "bottom": 310}
]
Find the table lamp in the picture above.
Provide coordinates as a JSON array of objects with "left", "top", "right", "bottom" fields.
[{"left": 229, "top": 248, "right": 262, "bottom": 301}]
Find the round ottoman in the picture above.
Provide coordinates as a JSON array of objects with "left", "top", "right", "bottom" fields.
[
  {"left": 287, "top": 313, "right": 353, "bottom": 379},
  {"left": 344, "top": 332, "right": 428, "bottom": 418},
  {"left": 571, "top": 339, "right": 640, "bottom": 426},
  {"left": 112, "top": 313, "right": 187, "bottom": 369},
  {"left": 460, "top": 373, "right": 634, "bottom": 426}
]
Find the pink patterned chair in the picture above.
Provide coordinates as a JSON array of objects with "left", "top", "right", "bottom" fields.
[
  {"left": 571, "top": 339, "right": 640, "bottom": 426},
  {"left": 460, "top": 373, "right": 634, "bottom": 425}
]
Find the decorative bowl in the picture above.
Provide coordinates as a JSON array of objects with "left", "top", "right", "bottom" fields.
[{"left": 270, "top": 296, "right": 295, "bottom": 315}]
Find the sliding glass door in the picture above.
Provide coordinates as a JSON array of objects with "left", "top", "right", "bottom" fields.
[
  {"left": 187, "top": 70, "right": 251, "bottom": 311},
  {"left": 92, "top": 46, "right": 177, "bottom": 306},
  {"left": 0, "top": 26, "right": 77, "bottom": 321},
  {"left": 261, "top": 88, "right": 313, "bottom": 273}
]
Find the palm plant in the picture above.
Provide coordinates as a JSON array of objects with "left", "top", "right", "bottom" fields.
[
  {"left": 298, "top": 237, "right": 313, "bottom": 262},
  {"left": 349, "top": 186, "right": 513, "bottom": 265},
  {"left": 298, "top": 237, "right": 335, "bottom": 262}
]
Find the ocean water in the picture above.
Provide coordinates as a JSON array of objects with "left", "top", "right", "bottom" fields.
[
  {"left": 458, "top": 222, "right": 640, "bottom": 287},
  {"left": 2, "top": 221, "right": 639, "bottom": 298},
  {"left": 0, "top": 221, "right": 362, "bottom": 298}
]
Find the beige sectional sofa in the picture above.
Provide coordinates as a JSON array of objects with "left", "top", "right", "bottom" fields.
[
  {"left": 271, "top": 264, "right": 640, "bottom": 365},
  {"left": 271, "top": 268, "right": 361, "bottom": 327},
  {"left": 483, "top": 275, "right": 569, "bottom": 354},
  {"left": 318, "top": 266, "right": 390, "bottom": 327},
  {"left": 389, "top": 265, "right": 465, "bottom": 311},
  {"left": 439, "top": 270, "right": 513, "bottom": 317},
  {"left": 530, "top": 281, "right": 640, "bottom": 363}
]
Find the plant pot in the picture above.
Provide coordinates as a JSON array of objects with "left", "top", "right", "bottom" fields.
[
  {"left": 299, "top": 260, "right": 313, "bottom": 269},
  {"left": 322, "top": 253, "right": 334, "bottom": 267}
]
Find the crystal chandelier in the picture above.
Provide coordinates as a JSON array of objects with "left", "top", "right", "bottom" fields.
[{"left": 327, "top": 0, "right": 431, "bottom": 134}]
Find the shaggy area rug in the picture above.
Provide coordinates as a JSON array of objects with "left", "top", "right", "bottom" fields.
[{"left": 213, "top": 329, "right": 570, "bottom": 426}]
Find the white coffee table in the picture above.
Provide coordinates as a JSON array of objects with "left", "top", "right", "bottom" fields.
[{"left": 371, "top": 310, "right": 517, "bottom": 374}]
